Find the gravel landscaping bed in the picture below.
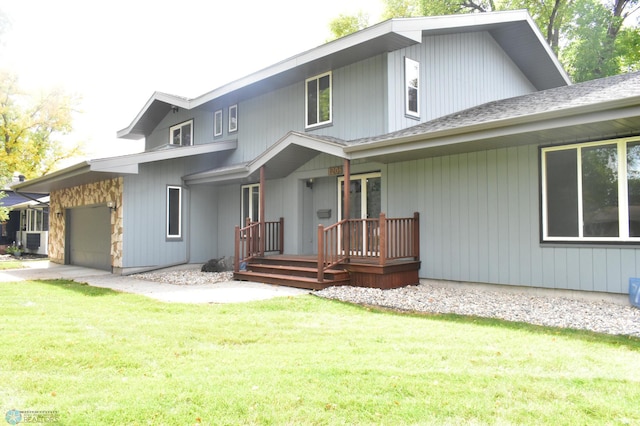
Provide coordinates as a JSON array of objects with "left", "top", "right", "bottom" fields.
[
  {"left": 318, "top": 283, "right": 640, "bottom": 338},
  {"left": 132, "top": 268, "right": 640, "bottom": 338},
  {"left": 133, "top": 270, "right": 234, "bottom": 285}
]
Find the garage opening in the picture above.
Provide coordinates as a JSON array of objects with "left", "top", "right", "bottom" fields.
[{"left": 65, "top": 205, "right": 111, "bottom": 271}]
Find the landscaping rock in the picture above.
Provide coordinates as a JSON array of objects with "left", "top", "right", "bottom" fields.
[{"left": 201, "top": 256, "right": 234, "bottom": 273}]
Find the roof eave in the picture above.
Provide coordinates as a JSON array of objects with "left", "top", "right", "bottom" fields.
[{"left": 345, "top": 95, "right": 640, "bottom": 157}]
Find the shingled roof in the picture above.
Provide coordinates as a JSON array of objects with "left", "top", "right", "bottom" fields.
[{"left": 349, "top": 71, "right": 640, "bottom": 147}]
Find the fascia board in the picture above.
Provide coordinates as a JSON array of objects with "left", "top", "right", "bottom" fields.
[
  {"left": 116, "top": 92, "right": 191, "bottom": 139},
  {"left": 244, "top": 132, "right": 347, "bottom": 174},
  {"left": 89, "top": 140, "right": 238, "bottom": 173},
  {"left": 10, "top": 161, "right": 91, "bottom": 193},
  {"left": 346, "top": 97, "right": 640, "bottom": 158},
  {"left": 183, "top": 164, "right": 251, "bottom": 185},
  {"left": 188, "top": 20, "right": 419, "bottom": 109}
]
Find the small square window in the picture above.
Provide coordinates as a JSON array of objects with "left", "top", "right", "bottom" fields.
[
  {"left": 229, "top": 105, "right": 238, "bottom": 133},
  {"left": 169, "top": 120, "right": 193, "bottom": 146}
]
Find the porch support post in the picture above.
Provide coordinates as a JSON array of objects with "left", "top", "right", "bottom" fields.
[
  {"left": 343, "top": 158, "right": 351, "bottom": 261},
  {"left": 343, "top": 159, "right": 350, "bottom": 220},
  {"left": 413, "top": 212, "right": 420, "bottom": 261},
  {"left": 379, "top": 212, "right": 387, "bottom": 266},
  {"left": 259, "top": 166, "right": 266, "bottom": 256}
]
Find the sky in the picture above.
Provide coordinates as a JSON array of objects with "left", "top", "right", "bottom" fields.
[{"left": 0, "top": 0, "right": 383, "bottom": 163}]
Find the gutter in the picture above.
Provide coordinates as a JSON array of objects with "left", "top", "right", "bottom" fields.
[{"left": 344, "top": 95, "right": 640, "bottom": 154}]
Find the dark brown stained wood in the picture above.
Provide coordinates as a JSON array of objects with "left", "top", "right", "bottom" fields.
[{"left": 234, "top": 255, "right": 420, "bottom": 291}]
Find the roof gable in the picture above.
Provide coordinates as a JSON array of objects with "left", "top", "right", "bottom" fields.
[{"left": 118, "top": 10, "right": 569, "bottom": 140}]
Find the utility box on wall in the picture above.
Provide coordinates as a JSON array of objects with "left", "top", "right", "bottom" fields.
[
  {"left": 317, "top": 209, "right": 332, "bottom": 219},
  {"left": 629, "top": 278, "right": 640, "bottom": 308}
]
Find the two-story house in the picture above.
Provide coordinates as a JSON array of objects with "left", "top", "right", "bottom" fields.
[{"left": 15, "top": 10, "right": 640, "bottom": 295}]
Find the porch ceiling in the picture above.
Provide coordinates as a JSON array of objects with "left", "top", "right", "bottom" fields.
[{"left": 260, "top": 144, "right": 322, "bottom": 180}]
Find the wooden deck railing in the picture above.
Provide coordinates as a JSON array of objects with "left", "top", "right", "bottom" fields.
[
  {"left": 317, "top": 212, "right": 419, "bottom": 282},
  {"left": 234, "top": 218, "right": 284, "bottom": 272}
]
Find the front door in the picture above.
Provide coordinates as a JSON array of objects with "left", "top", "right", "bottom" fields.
[
  {"left": 338, "top": 172, "right": 381, "bottom": 221},
  {"left": 338, "top": 173, "right": 381, "bottom": 254}
]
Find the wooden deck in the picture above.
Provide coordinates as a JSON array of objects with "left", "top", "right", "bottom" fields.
[
  {"left": 234, "top": 212, "right": 421, "bottom": 290},
  {"left": 234, "top": 254, "right": 421, "bottom": 290}
]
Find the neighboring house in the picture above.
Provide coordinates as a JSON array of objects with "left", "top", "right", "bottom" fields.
[
  {"left": 0, "top": 190, "right": 50, "bottom": 256},
  {"left": 13, "top": 11, "right": 640, "bottom": 295}
]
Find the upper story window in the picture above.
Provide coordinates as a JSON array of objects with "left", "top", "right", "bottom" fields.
[
  {"left": 305, "top": 72, "right": 332, "bottom": 128},
  {"left": 229, "top": 105, "right": 238, "bottom": 133},
  {"left": 541, "top": 137, "right": 640, "bottom": 242},
  {"left": 405, "top": 57, "right": 420, "bottom": 118},
  {"left": 214, "top": 110, "right": 223, "bottom": 137},
  {"left": 169, "top": 120, "right": 193, "bottom": 146}
]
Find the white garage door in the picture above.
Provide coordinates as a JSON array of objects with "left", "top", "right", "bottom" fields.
[{"left": 67, "top": 206, "right": 111, "bottom": 271}]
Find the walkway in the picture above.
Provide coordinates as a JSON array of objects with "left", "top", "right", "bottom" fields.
[{"left": 0, "top": 260, "right": 310, "bottom": 304}]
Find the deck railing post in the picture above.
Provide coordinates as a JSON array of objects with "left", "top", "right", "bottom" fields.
[
  {"left": 234, "top": 225, "right": 240, "bottom": 272},
  {"left": 379, "top": 212, "right": 387, "bottom": 266},
  {"left": 279, "top": 217, "right": 284, "bottom": 254},
  {"left": 413, "top": 212, "right": 420, "bottom": 261},
  {"left": 317, "top": 224, "right": 324, "bottom": 282}
]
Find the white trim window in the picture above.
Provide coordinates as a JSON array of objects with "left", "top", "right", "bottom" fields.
[
  {"left": 541, "top": 137, "right": 640, "bottom": 242},
  {"left": 305, "top": 72, "right": 332, "bottom": 128},
  {"left": 241, "top": 183, "right": 260, "bottom": 224},
  {"left": 166, "top": 186, "right": 182, "bottom": 239},
  {"left": 26, "top": 209, "right": 46, "bottom": 232},
  {"left": 214, "top": 110, "right": 223, "bottom": 137},
  {"left": 169, "top": 120, "right": 193, "bottom": 146},
  {"left": 229, "top": 105, "right": 238, "bottom": 133},
  {"left": 405, "top": 57, "right": 420, "bottom": 118}
]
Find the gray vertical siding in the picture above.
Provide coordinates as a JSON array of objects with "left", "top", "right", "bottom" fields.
[
  {"left": 145, "top": 108, "right": 216, "bottom": 151},
  {"left": 387, "top": 31, "right": 536, "bottom": 132},
  {"left": 188, "top": 185, "right": 218, "bottom": 263},
  {"left": 123, "top": 160, "right": 188, "bottom": 268},
  {"left": 386, "top": 144, "right": 636, "bottom": 294}
]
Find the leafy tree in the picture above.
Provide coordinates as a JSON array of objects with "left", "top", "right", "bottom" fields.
[
  {"left": 0, "top": 71, "right": 83, "bottom": 181},
  {"left": 328, "top": 12, "right": 370, "bottom": 40}
]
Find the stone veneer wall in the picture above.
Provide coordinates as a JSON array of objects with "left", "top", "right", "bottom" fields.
[{"left": 49, "top": 178, "right": 123, "bottom": 268}]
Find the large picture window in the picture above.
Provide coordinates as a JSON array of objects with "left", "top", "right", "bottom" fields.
[
  {"left": 405, "top": 57, "right": 420, "bottom": 118},
  {"left": 169, "top": 120, "right": 193, "bottom": 146},
  {"left": 305, "top": 72, "right": 332, "bottom": 128},
  {"left": 167, "top": 186, "right": 182, "bottom": 239},
  {"left": 542, "top": 137, "right": 640, "bottom": 242}
]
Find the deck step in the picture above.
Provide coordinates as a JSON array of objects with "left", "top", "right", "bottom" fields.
[
  {"left": 233, "top": 270, "right": 351, "bottom": 290},
  {"left": 247, "top": 263, "right": 349, "bottom": 281}
]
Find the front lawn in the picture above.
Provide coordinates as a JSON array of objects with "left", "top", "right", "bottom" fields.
[
  {"left": 0, "top": 260, "right": 24, "bottom": 270},
  {"left": 1, "top": 279, "right": 638, "bottom": 425}
]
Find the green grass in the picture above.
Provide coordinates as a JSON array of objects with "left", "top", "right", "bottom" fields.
[
  {"left": 1, "top": 279, "right": 639, "bottom": 425},
  {"left": 0, "top": 260, "right": 25, "bottom": 270}
]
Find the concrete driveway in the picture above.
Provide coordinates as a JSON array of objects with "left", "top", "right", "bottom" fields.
[{"left": 0, "top": 260, "right": 310, "bottom": 304}]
